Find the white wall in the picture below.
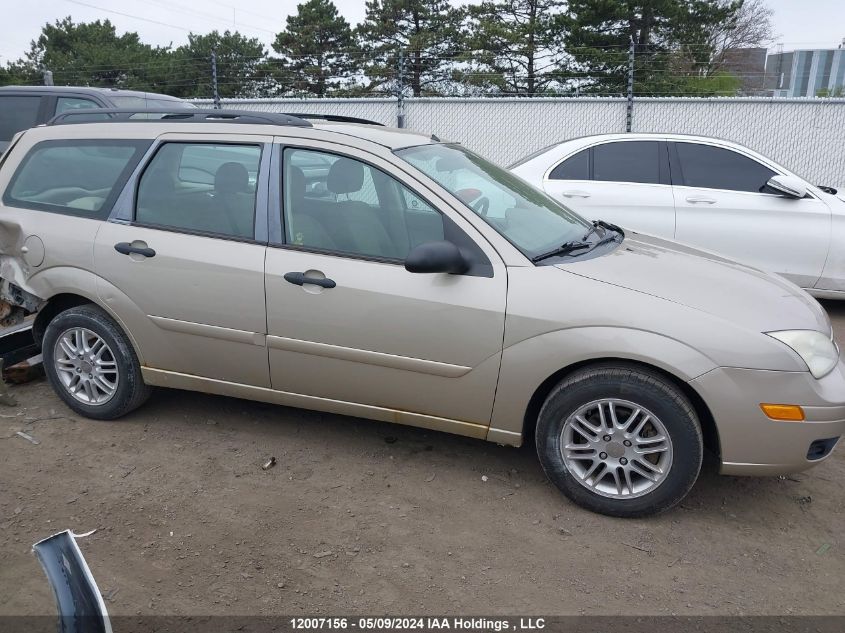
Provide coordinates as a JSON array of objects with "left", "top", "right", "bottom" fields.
[{"left": 195, "top": 97, "right": 845, "bottom": 186}]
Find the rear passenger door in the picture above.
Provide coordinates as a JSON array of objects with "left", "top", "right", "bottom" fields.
[
  {"left": 93, "top": 133, "right": 273, "bottom": 387},
  {"left": 542, "top": 140, "right": 675, "bottom": 238},
  {"left": 263, "top": 140, "right": 507, "bottom": 428}
]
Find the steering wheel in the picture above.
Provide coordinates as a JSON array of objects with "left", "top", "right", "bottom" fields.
[{"left": 472, "top": 196, "right": 490, "bottom": 217}]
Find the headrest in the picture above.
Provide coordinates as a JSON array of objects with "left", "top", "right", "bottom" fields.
[
  {"left": 327, "top": 158, "right": 364, "bottom": 194},
  {"left": 215, "top": 162, "right": 249, "bottom": 194},
  {"left": 288, "top": 165, "right": 305, "bottom": 199}
]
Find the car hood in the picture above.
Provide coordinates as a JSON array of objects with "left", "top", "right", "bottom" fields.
[{"left": 554, "top": 232, "right": 830, "bottom": 333}]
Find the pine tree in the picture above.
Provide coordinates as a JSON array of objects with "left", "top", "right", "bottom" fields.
[
  {"left": 460, "top": 0, "right": 568, "bottom": 95},
  {"left": 564, "top": 0, "right": 741, "bottom": 95},
  {"left": 272, "top": 0, "right": 357, "bottom": 96},
  {"left": 357, "top": 0, "right": 461, "bottom": 96},
  {"left": 169, "top": 31, "right": 268, "bottom": 98}
]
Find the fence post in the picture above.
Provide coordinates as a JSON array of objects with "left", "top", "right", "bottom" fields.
[
  {"left": 211, "top": 49, "right": 221, "bottom": 109},
  {"left": 397, "top": 50, "right": 406, "bottom": 129},
  {"left": 42, "top": 70, "right": 54, "bottom": 86},
  {"left": 626, "top": 37, "right": 635, "bottom": 132}
]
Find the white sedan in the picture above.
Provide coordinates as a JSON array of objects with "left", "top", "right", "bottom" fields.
[{"left": 510, "top": 133, "right": 845, "bottom": 298}]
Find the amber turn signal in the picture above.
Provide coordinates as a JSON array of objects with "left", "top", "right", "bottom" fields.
[{"left": 760, "top": 403, "right": 805, "bottom": 421}]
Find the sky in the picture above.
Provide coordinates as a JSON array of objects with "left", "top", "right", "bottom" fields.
[{"left": 0, "top": 0, "right": 843, "bottom": 64}]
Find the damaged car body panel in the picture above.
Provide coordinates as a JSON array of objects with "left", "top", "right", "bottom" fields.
[
  {"left": 32, "top": 530, "right": 112, "bottom": 633},
  {"left": 0, "top": 238, "right": 46, "bottom": 327},
  {"left": 0, "top": 129, "right": 47, "bottom": 327},
  {"left": 0, "top": 128, "right": 142, "bottom": 342}
]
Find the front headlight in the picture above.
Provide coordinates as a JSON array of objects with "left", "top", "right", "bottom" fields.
[{"left": 767, "top": 330, "right": 839, "bottom": 378}]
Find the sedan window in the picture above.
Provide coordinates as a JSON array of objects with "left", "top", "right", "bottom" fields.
[
  {"left": 593, "top": 141, "right": 661, "bottom": 184},
  {"left": 549, "top": 148, "right": 589, "bottom": 180},
  {"left": 674, "top": 142, "right": 776, "bottom": 193}
]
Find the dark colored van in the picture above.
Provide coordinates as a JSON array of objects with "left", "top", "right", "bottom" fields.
[{"left": 0, "top": 86, "right": 193, "bottom": 152}]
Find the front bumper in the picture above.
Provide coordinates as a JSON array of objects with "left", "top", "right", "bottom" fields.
[{"left": 690, "top": 360, "right": 845, "bottom": 476}]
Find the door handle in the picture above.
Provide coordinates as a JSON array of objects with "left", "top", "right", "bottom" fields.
[
  {"left": 284, "top": 271, "right": 336, "bottom": 289},
  {"left": 114, "top": 242, "right": 156, "bottom": 258},
  {"left": 561, "top": 190, "right": 591, "bottom": 198},
  {"left": 685, "top": 195, "right": 717, "bottom": 204}
]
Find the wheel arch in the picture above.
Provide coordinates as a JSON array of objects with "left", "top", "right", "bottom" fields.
[
  {"left": 33, "top": 293, "right": 96, "bottom": 347},
  {"left": 521, "top": 358, "right": 721, "bottom": 459},
  {"left": 32, "top": 289, "right": 145, "bottom": 367}
]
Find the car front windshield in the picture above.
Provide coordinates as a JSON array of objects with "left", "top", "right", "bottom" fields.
[{"left": 396, "top": 143, "right": 590, "bottom": 258}]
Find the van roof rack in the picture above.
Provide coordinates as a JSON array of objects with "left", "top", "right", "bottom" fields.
[
  {"left": 47, "top": 108, "right": 313, "bottom": 127},
  {"left": 281, "top": 113, "right": 384, "bottom": 126}
]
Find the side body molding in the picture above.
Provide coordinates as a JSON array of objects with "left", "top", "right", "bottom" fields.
[{"left": 266, "top": 335, "right": 472, "bottom": 378}]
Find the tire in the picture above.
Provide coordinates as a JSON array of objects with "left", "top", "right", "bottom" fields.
[
  {"left": 42, "top": 304, "right": 151, "bottom": 420},
  {"left": 536, "top": 363, "right": 702, "bottom": 518}
]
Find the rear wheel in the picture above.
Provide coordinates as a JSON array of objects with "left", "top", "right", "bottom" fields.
[
  {"left": 43, "top": 304, "right": 150, "bottom": 419},
  {"left": 536, "top": 364, "right": 703, "bottom": 518}
]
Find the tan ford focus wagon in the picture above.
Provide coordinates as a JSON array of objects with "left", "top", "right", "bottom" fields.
[{"left": 0, "top": 109, "right": 843, "bottom": 517}]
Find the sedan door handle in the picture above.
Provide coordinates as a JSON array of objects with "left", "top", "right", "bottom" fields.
[
  {"left": 561, "top": 190, "right": 591, "bottom": 198},
  {"left": 685, "top": 195, "right": 717, "bottom": 204},
  {"left": 114, "top": 242, "right": 156, "bottom": 258},
  {"left": 284, "top": 271, "right": 336, "bottom": 289}
]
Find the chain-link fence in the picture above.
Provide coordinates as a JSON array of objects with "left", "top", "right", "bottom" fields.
[{"left": 194, "top": 96, "right": 845, "bottom": 186}]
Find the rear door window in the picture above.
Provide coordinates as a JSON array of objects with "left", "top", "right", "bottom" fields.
[
  {"left": 55, "top": 97, "right": 100, "bottom": 114},
  {"left": 673, "top": 142, "right": 776, "bottom": 193},
  {"left": 0, "top": 96, "right": 42, "bottom": 146},
  {"left": 136, "top": 142, "right": 261, "bottom": 239},
  {"left": 593, "top": 141, "right": 661, "bottom": 184},
  {"left": 549, "top": 148, "right": 589, "bottom": 180},
  {"left": 3, "top": 139, "right": 150, "bottom": 218}
]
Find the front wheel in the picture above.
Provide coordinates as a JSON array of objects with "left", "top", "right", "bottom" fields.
[
  {"left": 43, "top": 304, "right": 151, "bottom": 420},
  {"left": 536, "top": 364, "right": 703, "bottom": 518}
]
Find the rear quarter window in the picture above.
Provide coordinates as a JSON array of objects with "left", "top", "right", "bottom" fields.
[
  {"left": 2, "top": 139, "right": 150, "bottom": 219},
  {"left": 0, "top": 95, "right": 42, "bottom": 145}
]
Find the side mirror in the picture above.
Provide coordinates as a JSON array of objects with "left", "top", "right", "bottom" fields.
[
  {"left": 405, "top": 240, "right": 469, "bottom": 274},
  {"left": 765, "top": 175, "right": 808, "bottom": 199}
]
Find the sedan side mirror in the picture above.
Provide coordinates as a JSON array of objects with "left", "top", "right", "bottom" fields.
[
  {"left": 405, "top": 240, "right": 469, "bottom": 274},
  {"left": 765, "top": 175, "right": 808, "bottom": 199}
]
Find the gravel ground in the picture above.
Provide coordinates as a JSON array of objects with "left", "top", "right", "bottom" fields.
[{"left": 1, "top": 303, "right": 844, "bottom": 616}]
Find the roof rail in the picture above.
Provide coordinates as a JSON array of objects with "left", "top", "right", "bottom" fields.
[
  {"left": 282, "top": 113, "right": 385, "bottom": 126},
  {"left": 47, "top": 108, "right": 312, "bottom": 127}
]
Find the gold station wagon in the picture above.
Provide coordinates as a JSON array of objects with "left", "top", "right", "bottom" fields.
[{"left": 0, "top": 109, "right": 842, "bottom": 517}]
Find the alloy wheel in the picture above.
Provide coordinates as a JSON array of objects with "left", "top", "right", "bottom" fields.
[
  {"left": 560, "top": 398, "right": 673, "bottom": 499},
  {"left": 53, "top": 327, "right": 119, "bottom": 405}
]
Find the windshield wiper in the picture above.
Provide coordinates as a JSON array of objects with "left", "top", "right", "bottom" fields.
[
  {"left": 581, "top": 219, "right": 623, "bottom": 242},
  {"left": 532, "top": 221, "right": 625, "bottom": 264},
  {"left": 531, "top": 241, "right": 592, "bottom": 263}
]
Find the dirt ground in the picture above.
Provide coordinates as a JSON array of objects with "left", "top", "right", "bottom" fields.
[{"left": 1, "top": 303, "right": 844, "bottom": 617}]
